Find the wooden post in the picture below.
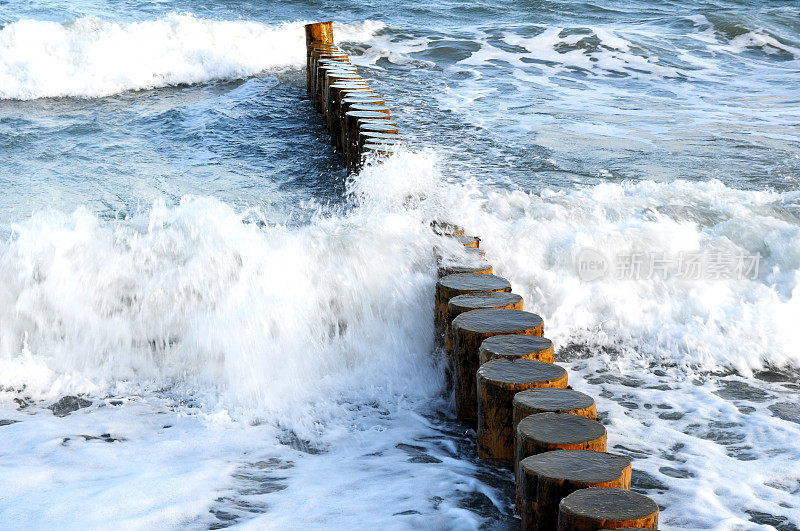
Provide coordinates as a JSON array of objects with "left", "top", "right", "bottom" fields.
[
  {"left": 338, "top": 98, "right": 388, "bottom": 137},
  {"left": 513, "top": 388, "right": 597, "bottom": 437},
  {"left": 451, "top": 308, "right": 544, "bottom": 423},
  {"left": 445, "top": 292, "right": 523, "bottom": 364},
  {"left": 308, "top": 47, "right": 344, "bottom": 96},
  {"left": 516, "top": 412, "right": 607, "bottom": 460},
  {"left": 357, "top": 121, "right": 397, "bottom": 134},
  {"left": 519, "top": 451, "right": 632, "bottom": 530},
  {"left": 323, "top": 73, "right": 364, "bottom": 122},
  {"left": 477, "top": 358, "right": 568, "bottom": 464},
  {"left": 516, "top": 412, "right": 608, "bottom": 514},
  {"left": 328, "top": 85, "right": 373, "bottom": 146},
  {"left": 479, "top": 335, "right": 554, "bottom": 365},
  {"left": 344, "top": 110, "right": 392, "bottom": 165},
  {"left": 557, "top": 488, "right": 658, "bottom": 530},
  {"left": 305, "top": 22, "right": 335, "bottom": 93},
  {"left": 358, "top": 142, "right": 401, "bottom": 170},
  {"left": 434, "top": 274, "right": 511, "bottom": 346},
  {"left": 355, "top": 131, "right": 400, "bottom": 169},
  {"left": 438, "top": 262, "right": 493, "bottom": 277}
]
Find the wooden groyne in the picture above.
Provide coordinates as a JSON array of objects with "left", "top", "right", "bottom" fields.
[
  {"left": 305, "top": 21, "right": 401, "bottom": 173},
  {"left": 304, "top": 22, "right": 660, "bottom": 530}
]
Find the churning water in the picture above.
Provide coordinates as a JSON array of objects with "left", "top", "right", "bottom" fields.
[{"left": 0, "top": 1, "right": 799, "bottom": 529}]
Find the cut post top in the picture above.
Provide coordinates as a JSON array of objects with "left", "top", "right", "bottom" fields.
[{"left": 305, "top": 21, "right": 334, "bottom": 45}]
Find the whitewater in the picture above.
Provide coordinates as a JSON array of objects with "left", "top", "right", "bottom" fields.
[{"left": 1, "top": 2, "right": 799, "bottom": 530}]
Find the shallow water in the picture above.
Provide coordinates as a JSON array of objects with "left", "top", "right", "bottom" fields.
[{"left": 1, "top": 0, "right": 799, "bottom": 529}]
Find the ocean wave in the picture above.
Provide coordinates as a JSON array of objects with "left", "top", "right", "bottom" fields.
[
  {"left": 2, "top": 151, "right": 799, "bottom": 421},
  {"left": 0, "top": 14, "right": 385, "bottom": 100}
]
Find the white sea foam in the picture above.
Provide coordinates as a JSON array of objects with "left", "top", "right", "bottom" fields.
[
  {"left": 0, "top": 15, "right": 385, "bottom": 99},
  {"left": 1, "top": 151, "right": 800, "bottom": 528}
]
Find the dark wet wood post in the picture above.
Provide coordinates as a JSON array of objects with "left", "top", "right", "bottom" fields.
[
  {"left": 329, "top": 84, "right": 373, "bottom": 148},
  {"left": 513, "top": 388, "right": 597, "bottom": 434},
  {"left": 344, "top": 110, "right": 391, "bottom": 165},
  {"left": 316, "top": 61, "right": 354, "bottom": 111},
  {"left": 557, "top": 488, "right": 658, "bottom": 530},
  {"left": 479, "top": 335, "right": 554, "bottom": 365},
  {"left": 323, "top": 73, "right": 363, "bottom": 124},
  {"left": 451, "top": 308, "right": 544, "bottom": 423},
  {"left": 445, "top": 292, "right": 523, "bottom": 364},
  {"left": 305, "top": 22, "right": 334, "bottom": 94},
  {"left": 434, "top": 273, "right": 512, "bottom": 346},
  {"left": 438, "top": 262, "right": 493, "bottom": 277},
  {"left": 311, "top": 50, "right": 348, "bottom": 107},
  {"left": 519, "top": 451, "right": 632, "bottom": 530},
  {"left": 515, "top": 412, "right": 608, "bottom": 513},
  {"left": 476, "top": 358, "right": 568, "bottom": 464}
]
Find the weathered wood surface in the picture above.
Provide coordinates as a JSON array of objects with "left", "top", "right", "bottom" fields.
[
  {"left": 516, "top": 412, "right": 607, "bottom": 460},
  {"left": 451, "top": 308, "right": 544, "bottom": 422},
  {"left": 476, "top": 358, "right": 567, "bottom": 464},
  {"left": 558, "top": 488, "right": 658, "bottom": 530},
  {"left": 445, "top": 292, "right": 523, "bottom": 360},
  {"left": 479, "top": 335, "right": 554, "bottom": 365},
  {"left": 305, "top": 21, "right": 333, "bottom": 45},
  {"left": 519, "top": 450, "right": 631, "bottom": 530},
  {"left": 513, "top": 388, "right": 597, "bottom": 436},
  {"left": 438, "top": 262, "right": 493, "bottom": 277},
  {"left": 434, "top": 274, "right": 512, "bottom": 344}
]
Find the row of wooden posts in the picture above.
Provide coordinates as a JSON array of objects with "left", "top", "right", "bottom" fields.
[
  {"left": 305, "top": 21, "right": 401, "bottom": 173},
  {"left": 434, "top": 224, "right": 661, "bottom": 530},
  {"left": 304, "top": 21, "right": 660, "bottom": 530}
]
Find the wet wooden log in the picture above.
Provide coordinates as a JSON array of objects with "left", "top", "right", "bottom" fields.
[
  {"left": 434, "top": 274, "right": 512, "bottom": 346},
  {"left": 323, "top": 74, "right": 365, "bottom": 121},
  {"left": 513, "top": 388, "right": 597, "bottom": 436},
  {"left": 337, "top": 97, "right": 387, "bottom": 135},
  {"left": 479, "top": 335, "right": 554, "bottom": 365},
  {"left": 437, "top": 246, "right": 490, "bottom": 277},
  {"left": 477, "top": 358, "right": 568, "bottom": 464},
  {"left": 451, "top": 308, "right": 544, "bottom": 423},
  {"left": 355, "top": 137, "right": 402, "bottom": 172},
  {"left": 305, "top": 22, "right": 335, "bottom": 92},
  {"left": 356, "top": 132, "right": 400, "bottom": 168},
  {"left": 558, "top": 488, "right": 658, "bottom": 530},
  {"left": 438, "top": 262, "right": 493, "bottom": 277},
  {"left": 344, "top": 110, "right": 391, "bottom": 165},
  {"left": 311, "top": 54, "right": 349, "bottom": 109},
  {"left": 519, "top": 450, "right": 631, "bottom": 530},
  {"left": 357, "top": 121, "right": 398, "bottom": 134},
  {"left": 328, "top": 85, "right": 375, "bottom": 146},
  {"left": 516, "top": 412, "right": 608, "bottom": 515},
  {"left": 330, "top": 84, "right": 373, "bottom": 125},
  {"left": 516, "top": 412, "right": 607, "bottom": 465},
  {"left": 445, "top": 292, "right": 523, "bottom": 362},
  {"left": 308, "top": 48, "right": 347, "bottom": 96},
  {"left": 316, "top": 64, "right": 358, "bottom": 109},
  {"left": 352, "top": 121, "right": 395, "bottom": 167},
  {"left": 358, "top": 142, "right": 402, "bottom": 170}
]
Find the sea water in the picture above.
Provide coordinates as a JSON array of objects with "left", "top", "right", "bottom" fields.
[{"left": 0, "top": 1, "right": 799, "bottom": 529}]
